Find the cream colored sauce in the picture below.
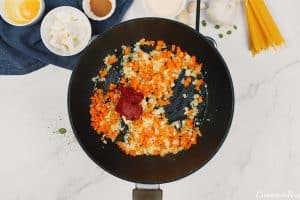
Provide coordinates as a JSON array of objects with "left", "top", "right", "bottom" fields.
[{"left": 144, "top": 0, "right": 184, "bottom": 17}]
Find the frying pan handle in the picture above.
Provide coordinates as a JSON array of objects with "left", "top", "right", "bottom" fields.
[
  {"left": 205, "top": 36, "right": 218, "bottom": 48},
  {"left": 195, "top": 0, "right": 201, "bottom": 32},
  {"left": 133, "top": 184, "right": 162, "bottom": 200},
  {"left": 195, "top": 0, "right": 218, "bottom": 48},
  {"left": 133, "top": 189, "right": 162, "bottom": 200}
]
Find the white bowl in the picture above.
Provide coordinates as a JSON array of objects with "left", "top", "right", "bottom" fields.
[
  {"left": 82, "top": 0, "right": 116, "bottom": 21},
  {"left": 0, "top": 0, "right": 45, "bottom": 26},
  {"left": 143, "top": 0, "right": 187, "bottom": 18},
  {"left": 40, "top": 6, "right": 92, "bottom": 57}
]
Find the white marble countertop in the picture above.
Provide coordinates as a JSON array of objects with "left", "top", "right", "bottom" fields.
[{"left": 1, "top": 0, "right": 300, "bottom": 199}]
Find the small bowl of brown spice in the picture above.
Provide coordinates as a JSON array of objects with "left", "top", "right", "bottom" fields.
[{"left": 82, "top": 0, "right": 116, "bottom": 21}]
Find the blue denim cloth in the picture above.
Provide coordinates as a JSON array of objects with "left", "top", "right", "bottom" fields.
[{"left": 0, "top": 0, "right": 133, "bottom": 75}]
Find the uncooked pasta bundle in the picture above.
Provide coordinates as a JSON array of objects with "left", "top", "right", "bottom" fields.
[{"left": 244, "top": 0, "right": 285, "bottom": 55}]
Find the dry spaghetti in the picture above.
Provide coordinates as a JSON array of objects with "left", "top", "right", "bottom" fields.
[{"left": 244, "top": 0, "right": 285, "bottom": 55}]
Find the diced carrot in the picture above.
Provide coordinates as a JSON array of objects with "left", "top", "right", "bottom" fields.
[
  {"left": 176, "top": 46, "right": 182, "bottom": 55},
  {"left": 109, "top": 83, "right": 117, "bottom": 90},
  {"left": 129, "top": 150, "right": 136, "bottom": 156},
  {"left": 195, "top": 79, "right": 204, "bottom": 90},
  {"left": 100, "top": 122, "right": 109, "bottom": 132},
  {"left": 132, "top": 62, "right": 139, "bottom": 72},
  {"left": 138, "top": 51, "right": 143, "bottom": 58},
  {"left": 149, "top": 40, "right": 155, "bottom": 45},
  {"left": 124, "top": 47, "right": 131, "bottom": 55},
  {"left": 157, "top": 40, "right": 166, "bottom": 47},
  {"left": 108, "top": 55, "right": 118, "bottom": 65},
  {"left": 155, "top": 45, "right": 162, "bottom": 51},
  {"left": 125, "top": 62, "right": 132, "bottom": 67},
  {"left": 174, "top": 60, "right": 182, "bottom": 69},
  {"left": 198, "top": 95, "right": 203, "bottom": 103},
  {"left": 188, "top": 109, "right": 194, "bottom": 116},
  {"left": 183, "top": 77, "right": 192, "bottom": 87},
  {"left": 186, "top": 119, "right": 194, "bottom": 128},
  {"left": 191, "top": 56, "right": 197, "bottom": 64},
  {"left": 120, "top": 77, "right": 126, "bottom": 85},
  {"left": 130, "top": 76, "right": 139, "bottom": 89},
  {"left": 140, "top": 38, "right": 146, "bottom": 45},
  {"left": 158, "top": 100, "right": 170, "bottom": 106},
  {"left": 99, "top": 70, "right": 108, "bottom": 78},
  {"left": 171, "top": 44, "right": 176, "bottom": 52},
  {"left": 153, "top": 149, "right": 160, "bottom": 155},
  {"left": 140, "top": 39, "right": 155, "bottom": 46},
  {"left": 166, "top": 59, "right": 174, "bottom": 69}
]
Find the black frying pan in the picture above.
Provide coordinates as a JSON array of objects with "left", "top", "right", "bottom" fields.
[{"left": 68, "top": 16, "right": 234, "bottom": 200}]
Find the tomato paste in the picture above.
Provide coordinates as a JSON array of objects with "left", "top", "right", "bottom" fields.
[{"left": 116, "top": 85, "right": 144, "bottom": 120}]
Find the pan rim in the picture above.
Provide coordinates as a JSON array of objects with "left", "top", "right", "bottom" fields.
[{"left": 67, "top": 17, "right": 235, "bottom": 184}]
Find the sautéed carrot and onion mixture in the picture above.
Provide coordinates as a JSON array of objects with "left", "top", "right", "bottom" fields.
[{"left": 90, "top": 39, "right": 206, "bottom": 157}]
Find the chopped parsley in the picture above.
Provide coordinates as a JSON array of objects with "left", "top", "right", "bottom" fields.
[
  {"left": 58, "top": 128, "right": 67, "bottom": 135},
  {"left": 226, "top": 30, "right": 232, "bottom": 35}
]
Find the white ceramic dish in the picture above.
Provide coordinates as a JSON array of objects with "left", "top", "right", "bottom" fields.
[
  {"left": 82, "top": 0, "right": 116, "bottom": 21},
  {"left": 40, "top": 6, "right": 92, "bottom": 57},
  {"left": 143, "top": 0, "right": 187, "bottom": 18},
  {"left": 0, "top": 0, "right": 45, "bottom": 26}
]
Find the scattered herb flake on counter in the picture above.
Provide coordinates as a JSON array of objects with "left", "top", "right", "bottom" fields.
[
  {"left": 218, "top": 33, "right": 224, "bottom": 38},
  {"left": 226, "top": 30, "right": 232, "bottom": 35},
  {"left": 201, "top": 20, "right": 207, "bottom": 27},
  {"left": 234, "top": 25, "right": 237, "bottom": 30},
  {"left": 214, "top": 25, "right": 220, "bottom": 29},
  {"left": 58, "top": 128, "right": 67, "bottom": 135}
]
